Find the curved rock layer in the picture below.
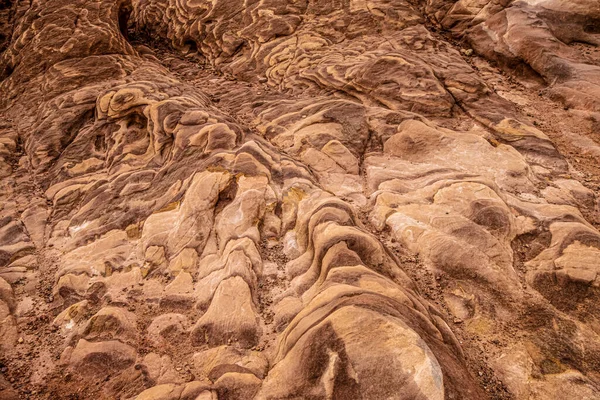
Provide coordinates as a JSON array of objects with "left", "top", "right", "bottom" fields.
[{"left": 0, "top": 0, "right": 599, "bottom": 399}]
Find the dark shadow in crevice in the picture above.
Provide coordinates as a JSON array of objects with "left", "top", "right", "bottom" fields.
[
  {"left": 118, "top": 3, "right": 132, "bottom": 40},
  {"left": 583, "top": 21, "right": 600, "bottom": 35},
  {"left": 184, "top": 39, "right": 198, "bottom": 54},
  {"left": 0, "top": 61, "right": 13, "bottom": 81}
]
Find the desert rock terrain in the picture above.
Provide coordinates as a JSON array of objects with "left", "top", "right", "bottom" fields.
[{"left": 0, "top": 0, "right": 599, "bottom": 398}]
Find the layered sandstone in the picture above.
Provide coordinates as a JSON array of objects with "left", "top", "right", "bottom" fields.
[{"left": 0, "top": 0, "right": 599, "bottom": 399}]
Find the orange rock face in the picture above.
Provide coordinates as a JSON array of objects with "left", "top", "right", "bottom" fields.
[{"left": 0, "top": 0, "right": 599, "bottom": 399}]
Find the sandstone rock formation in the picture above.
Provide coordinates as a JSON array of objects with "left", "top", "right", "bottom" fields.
[{"left": 0, "top": 0, "right": 599, "bottom": 399}]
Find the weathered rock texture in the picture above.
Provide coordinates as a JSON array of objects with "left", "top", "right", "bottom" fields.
[{"left": 0, "top": 0, "right": 599, "bottom": 399}]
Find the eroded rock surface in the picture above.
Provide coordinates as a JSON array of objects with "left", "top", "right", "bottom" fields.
[{"left": 0, "top": 0, "right": 599, "bottom": 398}]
